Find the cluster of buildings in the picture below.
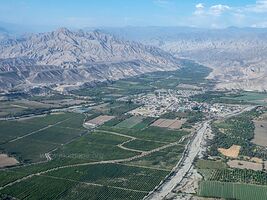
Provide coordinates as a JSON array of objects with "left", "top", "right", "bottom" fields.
[{"left": 127, "top": 89, "right": 244, "bottom": 118}]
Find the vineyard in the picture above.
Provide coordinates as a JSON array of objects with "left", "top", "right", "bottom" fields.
[
  {"left": 0, "top": 113, "right": 86, "bottom": 163},
  {"left": 115, "top": 116, "right": 144, "bottom": 129},
  {"left": 46, "top": 163, "right": 169, "bottom": 192},
  {"left": 123, "top": 139, "right": 165, "bottom": 151},
  {"left": 100, "top": 126, "right": 189, "bottom": 143},
  {"left": 129, "top": 145, "right": 184, "bottom": 170},
  {"left": 198, "top": 181, "right": 267, "bottom": 200},
  {"left": 209, "top": 169, "right": 267, "bottom": 185},
  {"left": 0, "top": 163, "right": 169, "bottom": 200},
  {"left": 52, "top": 131, "right": 138, "bottom": 163},
  {"left": 0, "top": 175, "right": 147, "bottom": 200}
]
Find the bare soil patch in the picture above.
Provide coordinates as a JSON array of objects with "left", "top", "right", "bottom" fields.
[
  {"left": 218, "top": 145, "right": 241, "bottom": 158},
  {"left": 250, "top": 157, "right": 263, "bottom": 164},
  {"left": 0, "top": 154, "right": 19, "bottom": 168},
  {"left": 264, "top": 161, "right": 267, "bottom": 171},
  {"left": 151, "top": 118, "right": 186, "bottom": 130},
  {"left": 252, "top": 120, "right": 267, "bottom": 147},
  {"left": 85, "top": 115, "right": 115, "bottom": 127},
  {"left": 227, "top": 160, "right": 263, "bottom": 171},
  {"left": 176, "top": 84, "right": 202, "bottom": 90}
]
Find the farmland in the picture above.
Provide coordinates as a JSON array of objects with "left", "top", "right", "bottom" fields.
[
  {"left": 0, "top": 175, "right": 147, "bottom": 200},
  {"left": 100, "top": 126, "right": 189, "bottom": 143},
  {"left": 252, "top": 119, "right": 267, "bottom": 147},
  {"left": 129, "top": 145, "right": 185, "bottom": 170},
  {"left": 150, "top": 118, "right": 186, "bottom": 129},
  {"left": 45, "top": 163, "right": 169, "bottom": 192},
  {"left": 196, "top": 108, "right": 267, "bottom": 199},
  {"left": 115, "top": 116, "right": 144, "bottom": 129},
  {"left": 198, "top": 181, "right": 267, "bottom": 200},
  {"left": 1, "top": 63, "right": 266, "bottom": 199},
  {"left": 0, "top": 113, "right": 87, "bottom": 163}
]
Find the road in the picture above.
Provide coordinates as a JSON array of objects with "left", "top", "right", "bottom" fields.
[
  {"left": 0, "top": 106, "right": 256, "bottom": 194},
  {"left": 0, "top": 126, "right": 188, "bottom": 191},
  {"left": 144, "top": 121, "right": 210, "bottom": 200},
  {"left": 144, "top": 105, "right": 256, "bottom": 200}
]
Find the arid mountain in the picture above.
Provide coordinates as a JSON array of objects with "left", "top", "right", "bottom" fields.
[
  {"left": 104, "top": 27, "right": 267, "bottom": 91},
  {"left": 0, "top": 28, "right": 180, "bottom": 91},
  {"left": 0, "top": 27, "right": 9, "bottom": 41}
]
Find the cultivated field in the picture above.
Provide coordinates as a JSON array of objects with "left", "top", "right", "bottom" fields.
[
  {"left": 252, "top": 120, "right": 267, "bottom": 147},
  {"left": 151, "top": 118, "right": 185, "bottom": 129},
  {"left": 0, "top": 66, "right": 212, "bottom": 199},
  {"left": 227, "top": 160, "right": 263, "bottom": 171},
  {"left": 115, "top": 116, "right": 143, "bottom": 129},
  {"left": 84, "top": 115, "right": 115, "bottom": 127},
  {"left": 209, "top": 168, "right": 267, "bottom": 185},
  {"left": 199, "top": 181, "right": 267, "bottom": 200},
  {"left": 0, "top": 173, "right": 148, "bottom": 200},
  {"left": 129, "top": 145, "right": 185, "bottom": 170},
  {"left": 0, "top": 113, "right": 86, "bottom": 163}
]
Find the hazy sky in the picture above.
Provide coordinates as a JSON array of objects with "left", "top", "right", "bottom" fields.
[{"left": 1, "top": 0, "right": 267, "bottom": 29}]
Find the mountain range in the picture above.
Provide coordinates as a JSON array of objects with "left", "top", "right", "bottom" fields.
[
  {"left": 0, "top": 28, "right": 180, "bottom": 91},
  {"left": 102, "top": 27, "right": 267, "bottom": 91},
  {"left": 1, "top": 26, "right": 267, "bottom": 92}
]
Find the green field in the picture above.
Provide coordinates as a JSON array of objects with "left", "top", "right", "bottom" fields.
[
  {"left": 0, "top": 62, "right": 211, "bottom": 199},
  {"left": 0, "top": 113, "right": 86, "bottom": 163},
  {"left": 196, "top": 159, "right": 227, "bottom": 170},
  {"left": 71, "top": 61, "right": 212, "bottom": 100},
  {"left": 208, "top": 109, "right": 267, "bottom": 159},
  {"left": 0, "top": 164, "right": 168, "bottom": 200},
  {"left": 115, "top": 116, "right": 144, "bottom": 129},
  {"left": 222, "top": 91, "right": 267, "bottom": 105},
  {"left": 209, "top": 169, "right": 267, "bottom": 185},
  {"left": 46, "top": 163, "right": 168, "bottom": 192},
  {"left": 52, "top": 131, "right": 139, "bottom": 163},
  {"left": 129, "top": 145, "right": 184, "bottom": 170},
  {"left": 100, "top": 126, "right": 189, "bottom": 143},
  {"left": 123, "top": 139, "right": 165, "bottom": 151},
  {"left": 0, "top": 175, "right": 147, "bottom": 200},
  {"left": 198, "top": 181, "right": 267, "bottom": 200}
]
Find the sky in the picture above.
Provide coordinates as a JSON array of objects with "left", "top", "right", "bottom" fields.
[{"left": 0, "top": 0, "right": 267, "bottom": 30}]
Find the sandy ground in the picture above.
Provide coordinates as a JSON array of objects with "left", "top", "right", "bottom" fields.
[
  {"left": 227, "top": 160, "right": 263, "bottom": 171},
  {"left": 0, "top": 154, "right": 19, "bottom": 168},
  {"left": 218, "top": 145, "right": 241, "bottom": 158},
  {"left": 252, "top": 120, "right": 267, "bottom": 147},
  {"left": 250, "top": 157, "right": 263, "bottom": 164}
]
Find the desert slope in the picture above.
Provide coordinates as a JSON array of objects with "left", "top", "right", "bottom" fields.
[{"left": 0, "top": 28, "right": 180, "bottom": 91}]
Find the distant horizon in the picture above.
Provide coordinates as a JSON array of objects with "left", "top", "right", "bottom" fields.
[
  {"left": 1, "top": 0, "right": 267, "bottom": 31},
  {"left": 2, "top": 22, "right": 267, "bottom": 35}
]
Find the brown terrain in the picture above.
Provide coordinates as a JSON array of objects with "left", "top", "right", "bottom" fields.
[
  {"left": 0, "top": 154, "right": 19, "bottom": 168},
  {"left": 218, "top": 145, "right": 241, "bottom": 158},
  {"left": 84, "top": 115, "right": 115, "bottom": 127},
  {"left": 151, "top": 118, "right": 186, "bottom": 130},
  {"left": 227, "top": 160, "right": 263, "bottom": 171}
]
